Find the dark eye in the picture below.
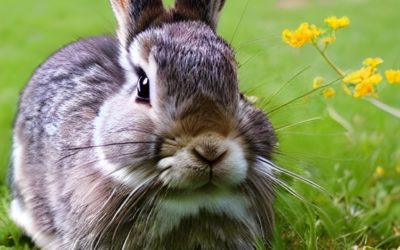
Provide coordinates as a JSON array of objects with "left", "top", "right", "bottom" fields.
[{"left": 136, "top": 71, "right": 150, "bottom": 102}]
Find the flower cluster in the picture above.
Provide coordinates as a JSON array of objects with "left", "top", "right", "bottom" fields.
[
  {"left": 282, "top": 23, "right": 322, "bottom": 48},
  {"left": 322, "top": 16, "right": 349, "bottom": 45},
  {"left": 343, "top": 58, "right": 383, "bottom": 98},
  {"left": 282, "top": 16, "right": 349, "bottom": 49},
  {"left": 282, "top": 16, "right": 400, "bottom": 99}
]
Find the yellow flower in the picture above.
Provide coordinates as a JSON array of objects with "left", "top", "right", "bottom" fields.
[
  {"left": 375, "top": 166, "right": 385, "bottom": 177},
  {"left": 312, "top": 76, "right": 325, "bottom": 89},
  {"left": 363, "top": 57, "right": 383, "bottom": 68},
  {"left": 354, "top": 82, "right": 374, "bottom": 98},
  {"left": 363, "top": 73, "right": 382, "bottom": 85},
  {"left": 385, "top": 69, "right": 400, "bottom": 84},
  {"left": 282, "top": 22, "right": 322, "bottom": 48},
  {"left": 343, "top": 59, "right": 383, "bottom": 97},
  {"left": 323, "top": 87, "right": 335, "bottom": 98},
  {"left": 322, "top": 35, "right": 336, "bottom": 44},
  {"left": 343, "top": 67, "right": 372, "bottom": 84},
  {"left": 324, "top": 16, "right": 350, "bottom": 30}
]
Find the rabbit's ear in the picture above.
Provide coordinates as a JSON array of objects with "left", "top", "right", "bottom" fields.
[
  {"left": 173, "top": 0, "right": 226, "bottom": 30},
  {"left": 110, "top": 0, "right": 166, "bottom": 48}
]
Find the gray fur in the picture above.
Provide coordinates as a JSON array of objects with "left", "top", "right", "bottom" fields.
[{"left": 11, "top": 0, "right": 277, "bottom": 249}]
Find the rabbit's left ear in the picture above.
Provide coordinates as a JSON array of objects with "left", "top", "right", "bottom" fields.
[
  {"left": 173, "top": 0, "right": 226, "bottom": 30},
  {"left": 110, "top": 0, "right": 166, "bottom": 48}
]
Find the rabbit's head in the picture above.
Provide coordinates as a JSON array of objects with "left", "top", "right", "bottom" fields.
[{"left": 93, "top": 0, "right": 277, "bottom": 245}]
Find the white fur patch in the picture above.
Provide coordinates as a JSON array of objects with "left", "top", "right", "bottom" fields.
[
  {"left": 10, "top": 199, "right": 60, "bottom": 250},
  {"left": 147, "top": 55, "right": 159, "bottom": 113},
  {"left": 93, "top": 101, "right": 153, "bottom": 188},
  {"left": 11, "top": 135, "right": 24, "bottom": 186},
  {"left": 44, "top": 123, "right": 57, "bottom": 136},
  {"left": 51, "top": 68, "right": 69, "bottom": 78},
  {"left": 119, "top": 49, "right": 138, "bottom": 90},
  {"left": 221, "top": 139, "right": 248, "bottom": 185},
  {"left": 156, "top": 190, "right": 249, "bottom": 235},
  {"left": 11, "top": 137, "right": 61, "bottom": 249},
  {"left": 92, "top": 112, "right": 139, "bottom": 187},
  {"left": 10, "top": 199, "right": 35, "bottom": 235}
]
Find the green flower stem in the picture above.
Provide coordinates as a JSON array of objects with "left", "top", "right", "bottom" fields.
[{"left": 313, "top": 43, "right": 345, "bottom": 77}]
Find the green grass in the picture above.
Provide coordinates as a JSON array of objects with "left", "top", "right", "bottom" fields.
[{"left": 1, "top": 0, "right": 399, "bottom": 249}]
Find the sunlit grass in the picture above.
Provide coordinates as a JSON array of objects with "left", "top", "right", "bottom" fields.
[{"left": 1, "top": 0, "right": 399, "bottom": 249}]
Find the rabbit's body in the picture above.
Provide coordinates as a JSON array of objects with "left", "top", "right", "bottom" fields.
[{"left": 10, "top": 1, "right": 277, "bottom": 249}]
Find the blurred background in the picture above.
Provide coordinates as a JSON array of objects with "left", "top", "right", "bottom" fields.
[{"left": 1, "top": 0, "right": 399, "bottom": 249}]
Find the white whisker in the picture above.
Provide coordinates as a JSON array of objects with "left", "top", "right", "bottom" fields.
[
  {"left": 257, "top": 156, "right": 328, "bottom": 195},
  {"left": 121, "top": 186, "right": 162, "bottom": 249},
  {"left": 255, "top": 165, "right": 308, "bottom": 204},
  {"left": 94, "top": 176, "right": 156, "bottom": 249}
]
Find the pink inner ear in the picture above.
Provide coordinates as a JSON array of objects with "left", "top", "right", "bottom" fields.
[{"left": 118, "top": 0, "right": 128, "bottom": 11}]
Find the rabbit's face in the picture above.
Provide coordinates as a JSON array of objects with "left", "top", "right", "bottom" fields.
[{"left": 95, "top": 21, "right": 275, "bottom": 189}]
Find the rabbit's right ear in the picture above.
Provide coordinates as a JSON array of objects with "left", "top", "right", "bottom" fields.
[
  {"left": 110, "top": 0, "right": 166, "bottom": 48},
  {"left": 173, "top": 0, "right": 226, "bottom": 30}
]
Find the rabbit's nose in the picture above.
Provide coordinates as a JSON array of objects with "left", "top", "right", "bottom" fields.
[
  {"left": 191, "top": 133, "right": 228, "bottom": 165},
  {"left": 193, "top": 145, "right": 227, "bottom": 165}
]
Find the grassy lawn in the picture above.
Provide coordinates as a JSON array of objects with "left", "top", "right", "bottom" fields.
[{"left": 1, "top": 0, "right": 399, "bottom": 249}]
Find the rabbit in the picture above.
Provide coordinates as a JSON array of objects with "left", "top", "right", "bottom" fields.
[{"left": 9, "top": 0, "right": 277, "bottom": 249}]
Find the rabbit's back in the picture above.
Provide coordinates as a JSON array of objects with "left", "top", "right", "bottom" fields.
[
  {"left": 15, "top": 36, "right": 123, "bottom": 153},
  {"left": 17, "top": 36, "right": 122, "bottom": 131}
]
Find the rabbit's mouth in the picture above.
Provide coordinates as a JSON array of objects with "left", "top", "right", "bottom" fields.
[{"left": 156, "top": 132, "right": 248, "bottom": 191}]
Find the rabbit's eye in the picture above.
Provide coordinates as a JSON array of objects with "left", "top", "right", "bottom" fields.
[{"left": 137, "top": 74, "right": 150, "bottom": 102}]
